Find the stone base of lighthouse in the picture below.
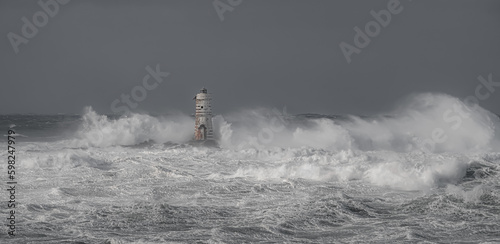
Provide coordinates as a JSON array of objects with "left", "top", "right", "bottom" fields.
[
  {"left": 188, "top": 138, "right": 218, "bottom": 147},
  {"left": 194, "top": 116, "right": 214, "bottom": 141}
]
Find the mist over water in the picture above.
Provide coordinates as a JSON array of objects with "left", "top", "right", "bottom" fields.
[
  {"left": 67, "top": 93, "right": 499, "bottom": 154},
  {"left": 68, "top": 107, "right": 194, "bottom": 148},
  {"left": 3, "top": 93, "right": 500, "bottom": 243}
]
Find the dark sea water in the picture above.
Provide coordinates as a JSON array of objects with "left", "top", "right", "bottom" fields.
[{"left": 1, "top": 93, "right": 500, "bottom": 243}]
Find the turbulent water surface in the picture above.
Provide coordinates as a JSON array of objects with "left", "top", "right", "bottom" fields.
[{"left": 1, "top": 93, "right": 500, "bottom": 243}]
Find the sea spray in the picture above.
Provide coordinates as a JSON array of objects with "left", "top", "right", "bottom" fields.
[{"left": 71, "top": 107, "right": 193, "bottom": 147}]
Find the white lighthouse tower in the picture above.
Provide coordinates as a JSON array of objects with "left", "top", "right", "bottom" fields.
[{"left": 193, "top": 88, "right": 214, "bottom": 141}]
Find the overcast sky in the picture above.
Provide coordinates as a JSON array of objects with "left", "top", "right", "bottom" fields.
[{"left": 1, "top": 0, "right": 499, "bottom": 115}]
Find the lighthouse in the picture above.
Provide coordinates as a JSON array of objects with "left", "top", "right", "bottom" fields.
[{"left": 193, "top": 88, "right": 214, "bottom": 141}]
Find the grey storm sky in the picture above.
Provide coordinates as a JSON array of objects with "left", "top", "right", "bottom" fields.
[{"left": 1, "top": 0, "right": 499, "bottom": 115}]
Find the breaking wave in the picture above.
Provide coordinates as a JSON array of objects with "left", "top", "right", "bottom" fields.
[
  {"left": 37, "top": 93, "right": 498, "bottom": 191},
  {"left": 13, "top": 93, "right": 500, "bottom": 243},
  {"left": 69, "top": 107, "right": 193, "bottom": 147},
  {"left": 67, "top": 93, "right": 499, "bottom": 153},
  {"left": 216, "top": 93, "right": 500, "bottom": 153}
]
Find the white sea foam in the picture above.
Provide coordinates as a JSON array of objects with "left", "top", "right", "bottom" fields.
[
  {"left": 12, "top": 93, "right": 500, "bottom": 243},
  {"left": 446, "top": 184, "right": 491, "bottom": 203},
  {"left": 215, "top": 93, "right": 500, "bottom": 153},
  {"left": 70, "top": 107, "right": 193, "bottom": 147},
  {"left": 18, "top": 93, "right": 499, "bottom": 191}
]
